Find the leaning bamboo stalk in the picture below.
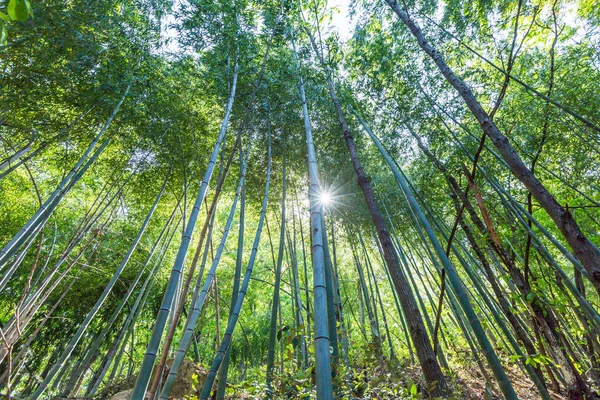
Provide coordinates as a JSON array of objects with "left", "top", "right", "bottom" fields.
[
  {"left": 383, "top": 0, "right": 600, "bottom": 293},
  {"left": 62, "top": 196, "right": 180, "bottom": 397},
  {"left": 200, "top": 132, "right": 272, "bottom": 399},
  {"left": 405, "top": 128, "right": 550, "bottom": 383},
  {"left": 354, "top": 111, "right": 517, "bottom": 399},
  {"left": 287, "top": 214, "right": 308, "bottom": 368},
  {"left": 215, "top": 148, "right": 247, "bottom": 400},
  {"left": 0, "top": 221, "right": 45, "bottom": 290},
  {"left": 0, "top": 137, "right": 111, "bottom": 278},
  {"left": 365, "top": 240, "right": 397, "bottom": 362},
  {"left": 329, "top": 220, "right": 350, "bottom": 371},
  {"left": 449, "top": 128, "right": 600, "bottom": 328},
  {"left": 87, "top": 214, "right": 181, "bottom": 396},
  {"left": 146, "top": 18, "right": 279, "bottom": 392},
  {"left": 418, "top": 184, "right": 552, "bottom": 398},
  {"left": 321, "top": 216, "right": 340, "bottom": 366},
  {"left": 0, "top": 103, "right": 97, "bottom": 181},
  {"left": 30, "top": 170, "right": 169, "bottom": 398},
  {"left": 293, "top": 183, "right": 313, "bottom": 351},
  {"left": 0, "top": 75, "right": 133, "bottom": 269},
  {"left": 147, "top": 126, "right": 236, "bottom": 398},
  {"left": 130, "top": 61, "right": 239, "bottom": 398},
  {"left": 0, "top": 269, "right": 80, "bottom": 385},
  {"left": 158, "top": 140, "right": 252, "bottom": 399},
  {"left": 0, "top": 199, "right": 119, "bottom": 364},
  {"left": 345, "top": 228, "right": 382, "bottom": 360}
]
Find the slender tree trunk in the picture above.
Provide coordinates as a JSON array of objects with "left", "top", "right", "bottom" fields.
[
  {"left": 30, "top": 171, "right": 168, "bottom": 398},
  {"left": 292, "top": 33, "right": 333, "bottom": 400},
  {"left": 199, "top": 133, "right": 272, "bottom": 399},
  {"left": 266, "top": 154, "right": 286, "bottom": 396},
  {"left": 384, "top": 0, "right": 600, "bottom": 293},
  {"left": 305, "top": 30, "right": 448, "bottom": 396}
]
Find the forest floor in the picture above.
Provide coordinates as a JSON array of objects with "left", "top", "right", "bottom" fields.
[
  {"left": 452, "top": 363, "right": 564, "bottom": 400},
  {"left": 88, "top": 358, "right": 569, "bottom": 400},
  {"left": 350, "top": 362, "right": 563, "bottom": 400}
]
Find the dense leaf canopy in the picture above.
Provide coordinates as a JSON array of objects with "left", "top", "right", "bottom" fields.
[{"left": 1, "top": 0, "right": 599, "bottom": 398}]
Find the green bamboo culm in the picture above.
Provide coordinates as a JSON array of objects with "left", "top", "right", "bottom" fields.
[
  {"left": 215, "top": 152, "right": 247, "bottom": 400},
  {"left": 30, "top": 168, "right": 169, "bottom": 398},
  {"left": 0, "top": 76, "right": 134, "bottom": 271},
  {"left": 60, "top": 198, "right": 180, "bottom": 397},
  {"left": 201, "top": 132, "right": 272, "bottom": 400},
  {"left": 321, "top": 216, "right": 339, "bottom": 362},
  {"left": 131, "top": 60, "right": 238, "bottom": 399},
  {"left": 292, "top": 30, "right": 334, "bottom": 400},
  {"left": 159, "top": 139, "right": 252, "bottom": 399},
  {"left": 86, "top": 209, "right": 182, "bottom": 396},
  {"left": 352, "top": 109, "right": 519, "bottom": 400},
  {"left": 266, "top": 150, "right": 286, "bottom": 396}
]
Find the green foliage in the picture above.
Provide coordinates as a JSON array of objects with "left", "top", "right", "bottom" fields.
[
  {"left": 1, "top": 0, "right": 599, "bottom": 398},
  {"left": 0, "top": 0, "right": 31, "bottom": 45},
  {"left": 7, "top": 0, "right": 32, "bottom": 21}
]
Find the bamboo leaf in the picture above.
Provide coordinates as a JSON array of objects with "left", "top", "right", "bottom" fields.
[{"left": 7, "top": 0, "right": 30, "bottom": 21}]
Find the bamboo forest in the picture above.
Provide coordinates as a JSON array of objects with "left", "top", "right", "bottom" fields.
[{"left": 2, "top": 0, "right": 600, "bottom": 398}]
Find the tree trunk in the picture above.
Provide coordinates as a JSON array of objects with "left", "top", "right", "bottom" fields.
[
  {"left": 292, "top": 32, "right": 333, "bottom": 400},
  {"left": 384, "top": 0, "right": 600, "bottom": 293},
  {"left": 266, "top": 155, "right": 286, "bottom": 395},
  {"left": 199, "top": 133, "right": 272, "bottom": 400},
  {"left": 304, "top": 29, "right": 448, "bottom": 396}
]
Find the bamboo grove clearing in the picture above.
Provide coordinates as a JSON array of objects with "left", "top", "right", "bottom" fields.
[{"left": 1, "top": 0, "right": 600, "bottom": 398}]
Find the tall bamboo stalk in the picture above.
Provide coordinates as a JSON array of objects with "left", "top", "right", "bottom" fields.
[
  {"left": 131, "top": 61, "right": 238, "bottom": 398},
  {"left": 201, "top": 134, "right": 272, "bottom": 399},
  {"left": 158, "top": 140, "right": 252, "bottom": 399},
  {"left": 63, "top": 196, "right": 180, "bottom": 397},
  {"left": 30, "top": 169, "right": 168, "bottom": 398},
  {"left": 215, "top": 151, "right": 247, "bottom": 400},
  {"left": 354, "top": 111, "right": 517, "bottom": 398},
  {"left": 266, "top": 153, "right": 286, "bottom": 395},
  {"left": 90, "top": 214, "right": 182, "bottom": 395},
  {"left": 303, "top": 24, "right": 449, "bottom": 396},
  {"left": 321, "top": 216, "right": 339, "bottom": 363},
  {"left": 292, "top": 31, "right": 333, "bottom": 400}
]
